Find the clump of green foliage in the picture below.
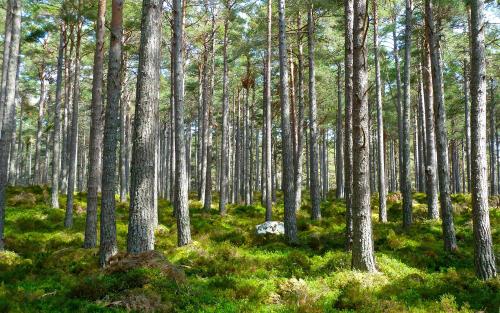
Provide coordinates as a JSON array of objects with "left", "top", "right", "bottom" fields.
[{"left": 0, "top": 186, "right": 498, "bottom": 312}]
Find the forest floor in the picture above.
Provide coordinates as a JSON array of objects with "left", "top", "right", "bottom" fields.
[{"left": 0, "top": 186, "right": 498, "bottom": 313}]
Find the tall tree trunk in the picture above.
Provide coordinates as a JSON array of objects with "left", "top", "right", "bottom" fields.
[
  {"left": 173, "top": 0, "right": 191, "bottom": 246},
  {"left": 16, "top": 103, "right": 23, "bottom": 184},
  {"left": 169, "top": 89, "right": 176, "bottom": 203},
  {"left": 295, "top": 16, "right": 305, "bottom": 210},
  {"left": 249, "top": 88, "right": 255, "bottom": 204},
  {"left": 422, "top": 43, "right": 439, "bottom": 219},
  {"left": 199, "top": 44, "right": 209, "bottom": 203},
  {"left": 401, "top": 0, "right": 413, "bottom": 229},
  {"left": 61, "top": 24, "right": 75, "bottom": 195},
  {"left": 127, "top": 0, "right": 162, "bottom": 253},
  {"left": 413, "top": 109, "right": 419, "bottom": 191},
  {"left": 417, "top": 75, "right": 427, "bottom": 193},
  {"left": 373, "top": 0, "right": 386, "bottom": 222},
  {"left": 34, "top": 66, "right": 47, "bottom": 185},
  {"left": 344, "top": 0, "right": 354, "bottom": 251},
  {"left": 0, "top": 0, "right": 12, "bottom": 134},
  {"left": 497, "top": 131, "right": 500, "bottom": 195},
  {"left": 219, "top": 3, "right": 230, "bottom": 215},
  {"left": 451, "top": 139, "right": 461, "bottom": 193},
  {"left": 463, "top": 60, "right": 471, "bottom": 192},
  {"left": 0, "top": 0, "right": 21, "bottom": 250},
  {"left": 85, "top": 0, "right": 106, "bottom": 248},
  {"left": 469, "top": 0, "right": 497, "bottom": 280},
  {"left": 119, "top": 54, "right": 130, "bottom": 202},
  {"left": 308, "top": 4, "right": 321, "bottom": 220},
  {"left": 50, "top": 23, "right": 65, "bottom": 209},
  {"left": 77, "top": 134, "right": 85, "bottom": 191},
  {"left": 203, "top": 17, "right": 215, "bottom": 211},
  {"left": 186, "top": 126, "right": 192, "bottom": 194},
  {"left": 278, "top": 0, "right": 297, "bottom": 243},
  {"left": 335, "top": 64, "right": 344, "bottom": 199},
  {"left": 426, "top": 0, "right": 457, "bottom": 251},
  {"left": 389, "top": 139, "right": 396, "bottom": 192},
  {"left": 65, "top": 16, "right": 82, "bottom": 229},
  {"left": 392, "top": 12, "right": 403, "bottom": 194},
  {"left": 351, "top": 0, "right": 376, "bottom": 272},
  {"left": 204, "top": 109, "right": 213, "bottom": 211},
  {"left": 264, "top": 0, "right": 273, "bottom": 221},
  {"left": 99, "top": 0, "right": 123, "bottom": 266},
  {"left": 234, "top": 90, "right": 241, "bottom": 203},
  {"left": 488, "top": 81, "right": 497, "bottom": 195}
]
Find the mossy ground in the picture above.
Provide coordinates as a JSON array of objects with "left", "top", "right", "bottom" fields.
[{"left": 0, "top": 186, "right": 498, "bottom": 312}]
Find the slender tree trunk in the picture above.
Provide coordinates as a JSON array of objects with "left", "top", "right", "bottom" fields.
[
  {"left": 373, "top": 0, "right": 386, "bottom": 222},
  {"left": 119, "top": 55, "right": 130, "bottom": 202},
  {"left": 463, "top": 60, "right": 471, "bottom": 192},
  {"left": 99, "top": 0, "right": 123, "bottom": 266},
  {"left": 50, "top": 23, "right": 65, "bottom": 208},
  {"left": 390, "top": 139, "right": 396, "bottom": 192},
  {"left": 0, "top": 0, "right": 21, "bottom": 250},
  {"left": 0, "top": 0, "right": 12, "bottom": 134},
  {"left": 308, "top": 4, "right": 321, "bottom": 220},
  {"left": 488, "top": 82, "right": 497, "bottom": 195},
  {"left": 219, "top": 3, "right": 230, "bottom": 215},
  {"left": 351, "top": 0, "right": 376, "bottom": 272},
  {"left": 186, "top": 127, "right": 192, "bottom": 194},
  {"left": 461, "top": 139, "right": 466, "bottom": 193},
  {"left": 272, "top": 143, "right": 277, "bottom": 202},
  {"left": 422, "top": 43, "right": 440, "bottom": 219},
  {"left": 199, "top": 45, "right": 209, "bottom": 203},
  {"left": 16, "top": 102, "right": 23, "bottom": 184},
  {"left": 173, "top": 0, "right": 191, "bottom": 246},
  {"left": 61, "top": 25, "right": 74, "bottom": 195},
  {"left": 77, "top": 134, "right": 85, "bottom": 191},
  {"left": 426, "top": 0, "right": 458, "bottom": 251},
  {"left": 344, "top": 0, "right": 354, "bottom": 251},
  {"left": 204, "top": 109, "right": 213, "bottom": 211},
  {"left": 321, "top": 130, "right": 328, "bottom": 199},
  {"left": 84, "top": 0, "right": 106, "bottom": 248},
  {"left": 65, "top": 16, "right": 82, "bottom": 229},
  {"left": 294, "top": 17, "right": 305, "bottom": 211},
  {"left": 203, "top": 19, "right": 215, "bottom": 211},
  {"left": 249, "top": 88, "right": 255, "bottom": 204},
  {"left": 170, "top": 89, "right": 176, "bottom": 203},
  {"left": 336, "top": 64, "right": 344, "bottom": 199},
  {"left": 469, "top": 0, "right": 497, "bottom": 280},
  {"left": 0, "top": 14, "right": 10, "bottom": 103},
  {"left": 127, "top": 0, "right": 162, "bottom": 253},
  {"left": 241, "top": 88, "right": 247, "bottom": 203},
  {"left": 34, "top": 67, "right": 47, "bottom": 185},
  {"left": 264, "top": 0, "right": 273, "bottom": 221},
  {"left": 413, "top": 111, "right": 418, "bottom": 192},
  {"left": 452, "top": 139, "right": 461, "bottom": 193},
  {"left": 417, "top": 75, "right": 427, "bottom": 193},
  {"left": 234, "top": 90, "right": 241, "bottom": 203},
  {"left": 401, "top": 0, "right": 413, "bottom": 229},
  {"left": 244, "top": 78, "right": 251, "bottom": 205},
  {"left": 497, "top": 131, "right": 500, "bottom": 195},
  {"left": 99, "top": 0, "right": 123, "bottom": 267},
  {"left": 278, "top": 0, "right": 297, "bottom": 243},
  {"left": 392, "top": 13, "right": 403, "bottom": 194}
]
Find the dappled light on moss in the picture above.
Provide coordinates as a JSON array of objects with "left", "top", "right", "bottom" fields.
[{"left": 0, "top": 186, "right": 498, "bottom": 312}]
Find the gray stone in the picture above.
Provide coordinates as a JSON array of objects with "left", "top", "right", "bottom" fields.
[{"left": 256, "top": 221, "right": 285, "bottom": 235}]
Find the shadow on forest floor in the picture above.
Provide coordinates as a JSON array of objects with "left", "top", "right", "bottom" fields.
[{"left": 0, "top": 186, "right": 498, "bottom": 312}]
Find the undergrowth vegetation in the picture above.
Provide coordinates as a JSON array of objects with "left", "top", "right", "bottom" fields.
[{"left": 0, "top": 186, "right": 498, "bottom": 312}]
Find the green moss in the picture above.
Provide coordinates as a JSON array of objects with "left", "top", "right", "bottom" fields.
[{"left": 1, "top": 186, "right": 498, "bottom": 312}]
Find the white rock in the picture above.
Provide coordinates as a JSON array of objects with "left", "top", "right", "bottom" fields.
[{"left": 256, "top": 221, "right": 285, "bottom": 235}]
